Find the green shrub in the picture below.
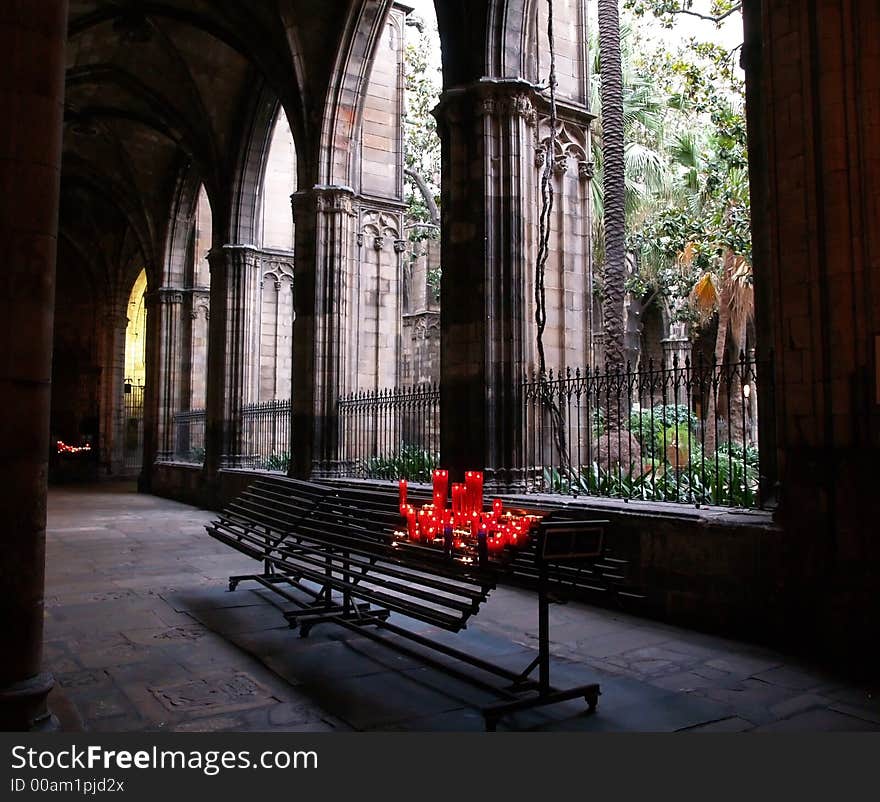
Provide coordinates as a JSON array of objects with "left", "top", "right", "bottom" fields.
[
  {"left": 362, "top": 444, "right": 438, "bottom": 481},
  {"left": 543, "top": 440, "right": 761, "bottom": 508},
  {"left": 628, "top": 404, "right": 697, "bottom": 461},
  {"left": 263, "top": 452, "right": 290, "bottom": 472}
]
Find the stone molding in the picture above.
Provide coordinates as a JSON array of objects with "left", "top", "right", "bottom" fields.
[
  {"left": 434, "top": 78, "right": 541, "bottom": 127},
  {"left": 290, "top": 186, "right": 357, "bottom": 223}
]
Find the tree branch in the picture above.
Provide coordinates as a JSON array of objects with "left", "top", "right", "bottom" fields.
[
  {"left": 404, "top": 167, "right": 440, "bottom": 227},
  {"left": 669, "top": 2, "right": 742, "bottom": 25}
]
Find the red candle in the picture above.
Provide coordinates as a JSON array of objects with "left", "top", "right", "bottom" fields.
[
  {"left": 493, "top": 498, "right": 503, "bottom": 519},
  {"left": 465, "top": 471, "right": 484, "bottom": 517},
  {"left": 432, "top": 469, "right": 449, "bottom": 510},
  {"left": 399, "top": 479, "right": 408, "bottom": 513},
  {"left": 451, "top": 484, "right": 463, "bottom": 526},
  {"left": 406, "top": 506, "right": 417, "bottom": 540}
]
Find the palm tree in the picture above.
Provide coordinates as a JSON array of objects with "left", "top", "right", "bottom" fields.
[
  {"left": 596, "top": 0, "right": 643, "bottom": 471},
  {"left": 597, "top": 0, "right": 627, "bottom": 388}
]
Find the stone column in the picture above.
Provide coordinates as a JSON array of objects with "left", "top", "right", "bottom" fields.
[
  {"left": 204, "top": 245, "right": 260, "bottom": 475},
  {"left": 98, "top": 310, "right": 128, "bottom": 476},
  {"left": 743, "top": 0, "right": 880, "bottom": 660},
  {"left": 289, "top": 187, "right": 357, "bottom": 479},
  {"left": 0, "top": 0, "right": 67, "bottom": 731},
  {"left": 144, "top": 288, "right": 185, "bottom": 464},
  {"left": 662, "top": 321, "right": 692, "bottom": 371},
  {"left": 434, "top": 80, "right": 538, "bottom": 489}
]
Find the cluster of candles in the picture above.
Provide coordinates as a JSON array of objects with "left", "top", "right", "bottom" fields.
[
  {"left": 56, "top": 440, "right": 92, "bottom": 455},
  {"left": 395, "top": 469, "right": 542, "bottom": 564}
]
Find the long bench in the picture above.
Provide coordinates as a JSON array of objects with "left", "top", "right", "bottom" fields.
[
  {"left": 206, "top": 476, "right": 641, "bottom": 729},
  {"left": 208, "top": 476, "right": 496, "bottom": 635}
]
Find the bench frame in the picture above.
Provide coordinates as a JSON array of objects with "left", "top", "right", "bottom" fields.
[{"left": 210, "top": 478, "right": 607, "bottom": 730}]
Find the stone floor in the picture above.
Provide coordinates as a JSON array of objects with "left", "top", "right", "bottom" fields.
[{"left": 43, "top": 482, "right": 880, "bottom": 732}]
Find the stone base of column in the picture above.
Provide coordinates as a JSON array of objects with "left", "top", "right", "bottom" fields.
[
  {"left": 483, "top": 467, "right": 527, "bottom": 495},
  {"left": 0, "top": 673, "right": 59, "bottom": 732},
  {"left": 310, "top": 460, "right": 348, "bottom": 480}
]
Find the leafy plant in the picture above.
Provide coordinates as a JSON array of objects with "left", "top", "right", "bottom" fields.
[
  {"left": 543, "top": 435, "right": 760, "bottom": 508},
  {"left": 628, "top": 404, "right": 697, "bottom": 460},
  {"left": 263, "top": 452, "right": 290, "bottom": 473},
  {"left": 362, "top": 444, "right": 438, "bottom": 482}
]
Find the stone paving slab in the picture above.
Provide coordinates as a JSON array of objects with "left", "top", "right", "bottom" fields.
[{"left": 42, "top": 484, "right": 880, "bottom": 733}]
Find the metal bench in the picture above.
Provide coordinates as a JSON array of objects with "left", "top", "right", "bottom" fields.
[{"left": 206, "top": 476, "right": 631, "bottom": 729}]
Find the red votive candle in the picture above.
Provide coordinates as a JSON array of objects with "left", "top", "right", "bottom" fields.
[
  {"left": 399, "top": 479, "right": 408, "bottom": 513},
  {"left": 406, "top": 507, "right": 417, "bottom": 540},
  {"left": 493, "top": 498, "right": 503, "bottom": 519},
  {"left": 432, "top": 469, "right": 449, "bottom": 510},
  {"left": 451, "top": 484, "right": 463, "bottom": 526},
  {"left": 465, "top": 471, "right": 484, "bottom": 516}
]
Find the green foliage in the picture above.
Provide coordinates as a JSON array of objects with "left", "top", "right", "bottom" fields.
[
  {"left": 628, "top": 404, "right": 697, "bottom": 460},
  {"left": 188, "top": 447, "right": 205, "bottom": 464},
  {"left": 591, "top": 7, "right": 752, "bottom": 338},
  {"left": 544, "top": 443, "right": 759, "bottom": 508},
  {"left": 404, "top": 18, "right": 441, "bottom": 227},
  {"left": 362, "top": 445, "right": 438, "bottom": 482},
  {"left": 623, "top": 1, "right": 743, "bottom": 29},
  {"left": 427, "top": 265, "right": 442, "bottom": 303},
  {"left": 263, "top": 452, "right": 290, "bottom": 473},
  {"left": 546, "top": 405, "right": 760, "bottom": 507}
]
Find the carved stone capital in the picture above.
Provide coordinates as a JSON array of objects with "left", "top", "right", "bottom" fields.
[
  {"left": 476, "top": 89, "right": 537, "bottom": 125},
  {"left": 393, "top": 239, "right": 407, "bottom": 254},
  {"left": 373, "top": 235, "right": 385, "bottom": 251},
  {"left": 578, "top": 160, "right": 595, "bottom": 181},
  {"left": 435, "top": 79, "right": 539, "bottom": 127},
  {"left": 146, "top": 287, "right": 184, "bottom": 307},
  {"left": 291, "top": 186, "right": 357, "bottom": 223}
]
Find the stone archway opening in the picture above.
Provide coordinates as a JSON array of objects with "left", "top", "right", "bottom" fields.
[{"left": 122, "top": 269, "right": 148, "bottom": 472}]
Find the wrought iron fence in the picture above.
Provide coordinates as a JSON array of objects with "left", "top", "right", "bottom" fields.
[
  {"left": 172, "top": 400, "right": 292, "bottom": 470},
  {"left": 336, "top": 383, "right": 440, "bottom": 481},
  {"left": 522, "top": 353, "right": 768, "bottom": 508},
  {"left": 240, "top": 399, "right": 291, "bottom": 471},
  {"left": 122, "top": 382, "right": 144, "bottom": 470},
  {"left": 173, "top": 409, "right": 206, "bottom": 464}
]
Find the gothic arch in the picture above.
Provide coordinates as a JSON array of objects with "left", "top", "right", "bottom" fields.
[{"left": 318, "top": 0, "right": 395, "bottom": 187}]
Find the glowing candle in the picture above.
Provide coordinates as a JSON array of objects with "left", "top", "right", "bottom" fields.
[
  {"left": 465, "top": 471, "right": 484, "bottom": 517},
  {"left": 493, "top": 498, "right": 503, "bottom": 519},
  {"left": 399, "top": 479, "right": 408, "bottom": 513},
  {"left": 406, "top": 506, "right": 417, "bottom": 540},
  {"left": 432, "top": 469, "right": 449, "bottom": 511},
  {"left": 451, "top": 484, "right": 464, "bottom": 527}
]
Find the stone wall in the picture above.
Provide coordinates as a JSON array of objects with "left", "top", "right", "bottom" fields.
[{"left": 744, "top": 0, "right": 880, "bottom": 662}]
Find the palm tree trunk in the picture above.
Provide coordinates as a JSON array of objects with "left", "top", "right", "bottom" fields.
[
  {"left": 597, "top": 0, "right": 640, "bottom": 472},
  {"left": 704, "top": 253, "right": 733, "bottom": 456},
  {"left": 598, "top": 0, "right": 627, "bottom": 400}
]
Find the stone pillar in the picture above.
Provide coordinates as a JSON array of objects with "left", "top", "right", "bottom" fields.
[
  {"left": 98, "top": 310, "right": 128, "bottom": 475},
  {"left": 144, "top": 288, "right": 185, "bottom": 464},
  {"left": 204, "top": 245, "right": 261, "bottom": 474},
  {"left": 530, "top": 105, "right": 595, "bottom": 371},
  {"left": 435, "top": 80, "right": 538, "bottom": 489},
  {"left": 351, "top": 206, "right": 405, "bottom": 394},
  {"left": 0, "top": 0, "right": 67, "bottom": 731},
  {"left": 662, "top": 321, "right": 692, "bottom": 371},
  {"left": 743, "top": 0, "right": 880, "bottom": 661},
  {"left": 289, "top": 187, "right": 357, "bottom": 479}
]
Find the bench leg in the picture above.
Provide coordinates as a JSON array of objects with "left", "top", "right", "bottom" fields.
[{"left": 481, "top": 683, "right": 601, "bottom": 731}]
